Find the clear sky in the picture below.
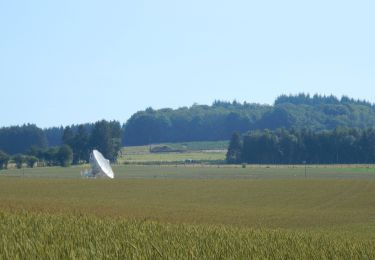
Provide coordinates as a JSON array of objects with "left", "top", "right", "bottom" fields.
[{"left": 1, "top": 0, "right": 374, "bottom": 128}]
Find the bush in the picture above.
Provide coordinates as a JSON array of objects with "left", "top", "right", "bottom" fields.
[
  {"left": 13, "top": 154, "right": 25, "bottom": 169},
  {"left": 0, "top": 150, "right": 9, "bottom": 170},
  {"left": 25, "top": 156, "right": 38, "bottom": 168},
  {"left": 150, "top": 145, "right": 184, "bottom": 153},
  {"left": 57, "top": 145, "right": 73, "bottom": 167}
]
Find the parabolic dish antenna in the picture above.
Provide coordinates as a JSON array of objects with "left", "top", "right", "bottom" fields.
[{"left": 81, "top": 150, "right": 114, "bottom": 179}]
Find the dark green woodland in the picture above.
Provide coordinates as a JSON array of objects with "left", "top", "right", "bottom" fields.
[
  {"left": 1, "top": 94, "right": 375, "bottom": 165},
  {"left": 123, "top": 94, "right": 375, "bottom": 145}
]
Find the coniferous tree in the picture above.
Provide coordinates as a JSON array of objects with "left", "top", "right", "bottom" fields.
[
  {"left": 90, "top": 120, "right": 122, "bottom": 162},
  {"left": 73, "top": 125, "right": 90, "bottom": 164},
  {"left": 236, "top": 128, "right": 375, "bottom": 164},
  {"left": 62, "top": 126, "right": 74, "bottom": 147},
  {"left": 226, "top": 132, "right": 242, "bottom": 163}
]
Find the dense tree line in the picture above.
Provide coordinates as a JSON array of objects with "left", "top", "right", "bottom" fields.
[
  {"left": 0, "top": 120, "right": 121, "bottom": 169},
  {"left": 20, "top": 145, "right": 73, "bottom": 167},
  {"left": 123, "top": 94, "right": 375, "bottom": 146},
  {"left": 0, "top": 124, "right": 48, "bottom": 154},
  {"left": 44, "top": 124, "right": 93, "bottom": 147},
  {"left": 0, "top": 145, "right": 73, "bottom": 169},
  {"left": 1, "top": 94, "right": 375, "bottom": 160},
  {"left": 62, "top": 120, "right": 121, "bottom": 163},
  {"left": 227, "top": 128, "right": 375, "bottom": 164},
  {"left": 41, "top": 94, "right": 375, "bottom": 146},
  {"left": 44, "top": 126, "right": 64, "bottom": 147},
  {"left": 123, "top": 103, "right": 271, "bottom": 145}
]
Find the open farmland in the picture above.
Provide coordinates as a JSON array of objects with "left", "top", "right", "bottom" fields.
[
  {"left": 1, "top": 165, "right": 375, "bottom": 258},
  {"left": 120, "top": 151, "right": 225, "bottom": 164},
  {"left": 2, "top": 164, "right": 375, "bottom": 180},
  {"left": 2, "top": 210, "right": 375, "bottom": 259},
  {"left": 120, "top": 141, "right": 227, "bottom": 164}
]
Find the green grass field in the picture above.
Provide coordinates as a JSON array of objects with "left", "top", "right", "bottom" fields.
[
  {"left": 121, "top": 151, "right": 225, "bottom": 163},
  {"left": 1, "top": 165, "right": 375, "bottom": 258},
  {"left": 122, "top": 140, "right": 229, "bottom": 154},
  {"left": 2, "top": 164, "right": 375, "bottom": 179},
  {"left": 120, "top": 141, "right": 227, "bottom": 164}
]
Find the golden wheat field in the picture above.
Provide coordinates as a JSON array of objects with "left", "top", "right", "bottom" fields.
[{"left": 0, "top": 165, "right": 375, "bottom": 258}]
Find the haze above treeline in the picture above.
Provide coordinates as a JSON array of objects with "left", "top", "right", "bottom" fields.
[{"left": 1, "top": 93, "right": 375, "bottom": 155}]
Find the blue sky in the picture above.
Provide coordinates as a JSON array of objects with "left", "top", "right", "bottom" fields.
[{"left": 0, "top": 0, "right": 374, "bottom": 128}]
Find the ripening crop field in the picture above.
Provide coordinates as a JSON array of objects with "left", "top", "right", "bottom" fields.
[
  {"left": 1, "top": 165, "right": 375, "bottom": 258},
  {"left": 2, "top": 211, "right": 375, "bottom": 259}
]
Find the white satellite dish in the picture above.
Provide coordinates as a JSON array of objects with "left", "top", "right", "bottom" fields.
[{"left": 81, "top": 150, "right": 114, "bottom": 179}]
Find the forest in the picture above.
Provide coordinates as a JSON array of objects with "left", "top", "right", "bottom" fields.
[
  {"left": 122, "top": 94, "right": 375, "bottom": 145},
  {"left": 227, "top": 128, "right": 375, "bottom": 164},
  {"left": 35, "top": 94, "right": 375, "bottom": 147},
  {"left": 0, "top": 94, "right": 375, "bottom": 165},
  {"left": 0, "top": 120, "right": 121, "bottom": 169}
]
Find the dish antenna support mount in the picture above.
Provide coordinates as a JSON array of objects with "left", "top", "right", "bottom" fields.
[{"left": 81, "top": 150, "right": 115, "bottom": 179}]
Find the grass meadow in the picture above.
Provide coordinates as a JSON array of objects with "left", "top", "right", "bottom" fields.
[
  {"left": 1, "top": 165, "right": 375, "bottom": 258},
  {"left": 120, "top": 151, "right": 225, "bottom": 163},
  {"left": 120, "top": 141, "right": 227, "bottom": 164}
]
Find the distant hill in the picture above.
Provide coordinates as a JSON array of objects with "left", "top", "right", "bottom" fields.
[
  {"left": 123, "top": 94, "right": 375, "bottom": 146},
  {"left": 2, "top": 94, "right": 374, "bottom": 153}
]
